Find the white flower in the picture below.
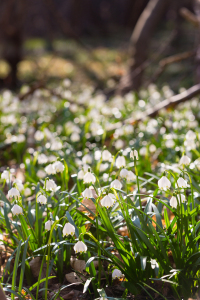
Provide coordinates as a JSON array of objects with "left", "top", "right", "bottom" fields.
[
  {"left": 186, "top": 130, "right": 196, "bottom": 140},
  {"left": 116, "top": 156, "right": 126, "bottom": 168},
  {"left": 177, "top": 194, "right": 186, "bottom": 203},
  {"left": 108, "top": 193, "right": 117, "bottom": 203},
  {"left": 74, "top": 241, "right": 87, "bottom": 253},
  {"left": 112, "top": 269, "right": 123, "bottom": 279},
  {"left": 13, "top": 179, "right": 24, "bottom": 192},
  {"left": 53, "top": 161, "right": 65, "bottom": 173},
  {"left": 34, "top": 130, "right": 44, "bottom": 141},
  {"left": 177, "top": 177, "right": 187, "bottom": 188},
  {"left": 83, "top": 171, "right": 96, "bottom": 184},
  {"left": 102, "top": 150, "right": 112, "bottom": 161},
  {"left": 63, "top": 223, "right": 75, "bottom": 236},
  {"left": 24, "top": 188, "right": 31, "bottom": 197},
  {"left": 158, "top": 176, "right": 171, "bottom": 190},
  {"left": 120, "top": 168, "right": 128, "bottom": 179},
  {"left": 170, "top": 196, "right": 177, "bottom": 208},
  {"left": 7, "top": 187, "right": 20, "bottom": 198},
  {"left": 77, "top": 169, "right": 85, "bottom": 180},
  {"left": 130, "top": 149, "right": 138, "bottom": 160},
  {"left": 100, "top": 297, "right": 108, "bottom": 300},
  {"left": 45, "top": 164, "right": 56, "bottom": 175},
  {"left": 37, "top": 194, "right": 47, "bottom": 205},
  {"left": 179, "top": 155, "right": 190, "bottom": 166},
  {"left": 1, "top": 170, "right": 12, "bottom": 182},
  {"left": 11, "top": 204, "right": 23, "bottom": 216},
  {"left": 38, "top": 154, "right": 48, "bottom": 164},
  {"left": 82, "top": 154, "right": 92, "bottom": 164},
  {"left": 37, "top": 170, "right": 46, "bottom": 178},
  {"left": 82, "top": 188, "right": 93, "bottom": 199},
  {"left": 70, "top": 132, "right": 80, "bottom": 142},
  {"left": 150, "top": 259, "right": 159, "bottom": 269},
  {"left": 45, "top": 220, "right": 54, "bottom": 231},
  {"left": 45, "top": 179, "right": 59, "bottom": 192},
  {"left": 101, "top": 194, "right": 115, "bottom": 208},
  {"left": 110, "top": 179, "right": 122, "bottom": 190},
  {"left": 127, "top": 171, "right": 136, "bottom": 182}
]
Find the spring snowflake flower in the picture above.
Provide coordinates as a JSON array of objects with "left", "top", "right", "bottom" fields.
[
  {"left": 179, "top": 155, "right": 190, "bottom": 166},
  {"left": 11, "top": 204, "right": 23, "bottom": 216},
  {"left": 127, "top": 171, "right": 136, "bottom": 182},
  {"left": 108, "top": 193, "right": 117, "bottom": 203},
  {"left": 120, "top": 168, "right": 128, "bottom": 179},
  {"left": 63, "top": 223, "right": 75, "bottom": 236},
  {"left": 170, "top": 196, "right": 177, "bottom": 208},
  {"left": 45, "top": 220, "right": 54, "bottom": 231},
  {"left": 150, "top": 259, "right": 159, "bottom": 269},
  {"left": 130, "top": 149, "right": 138, "bottom": 160},
  {"left": 70, "top": 132, "right": 80, "bottom": 142},
  {"left": 116, "top": 156, "right": 126, "bottom": 168},
  {"left": 77, "top": 169, "right": 85, "bottom": 180},
  {"left": 7, "top": 187, "right": 20, "bottom": 198},
  {"left": 101, "top": 194, "right": 115, "bottom": 208},
  {"left": 53, "top": 161, "right": 65, "bottom": 173},
  {"left": 82, "top": 154, "right": 92, "bottom": 164},
  {"left": 186, "top": 130, "right": 196, "bottom": 140},
  {"left": 112, "top": 269, "right": 123, "bottom": 279},
  {"left": 45, "top": 179, "right": 59, "bottom": 192},
  {"left": 82, "top": 188, "right": 93, "bottom": 199},
  {"left": 37, "top": 154, "right": 48, "bottom": 164},
  {"left": 110, "top": 179, "right": 122, "bottom": 190},
  {"left": 13, "top": 179, "right": 24, "bottom": 192},
  {"left": 1, "top": 170, "right": 12, "bottom": 182},
  {"left": 177, "top": 194, "right": 186, "bottom": 203},
  {"left": 45, "top": 164, "right": 56, "bottom": 175},
  {"left": 83, "top": 170, "right": 96, "bottom": 184},
  {"left": 102, "top": 150, "right": 112, "bottom": 161},
  {"left": 34, "top": 130, "right": 44, "bottom": 141},
  {"left": 177, "top": 177, "right": 187, "bottom": 188},
  {"left": 37, "top": 194, "right": 47, "bottom": 205},
  {"left": 158, "top": 176, "right": 171, "bottom": 190},
  {"left": 24, "top": 187, "right": 31, "bottom": 197},
  {"left": 74, "top": 241, "right": 87, "bottom": 254}
]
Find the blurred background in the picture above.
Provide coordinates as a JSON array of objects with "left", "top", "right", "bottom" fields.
[{"left": 0, "top": 0, "right": 198, "bottom": 94}]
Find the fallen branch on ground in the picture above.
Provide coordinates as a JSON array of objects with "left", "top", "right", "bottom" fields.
[{"left": 127, "top": 84, "right": 200, "bottom": 124}]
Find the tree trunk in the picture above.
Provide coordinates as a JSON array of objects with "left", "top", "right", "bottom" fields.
[{"left": 117, "top": 0, "right": 170, "bottom": 95}]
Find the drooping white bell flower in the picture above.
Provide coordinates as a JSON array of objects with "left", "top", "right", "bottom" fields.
[
  {"left": 45, "top": 179, "right": 59, "bottom": 192},
  {"left": 13, "top": 179, "right": 24, "bottom": 192},
  {"left": 77, "top": 169, "right": 85, "bottom": 180},
  {"left": 179, "top": 155, "right": 191, "bottom": 166},
  {"left": 186, "top": 130, "right": 196, "bottom": 140},
  {"left": 158, "top": 176, "right": 171, "bottom": 190},
  {"left": 82, "top": 188, "right": 93, "bottom": 199},
  {"left": 63, "top": 223, "right": 75, "bottom": 236},
  {"left": 127, "top": 171, "right": 136, "bottom": 182},
  {"left": 170, "top": 196, "right": 177, "bottom": 208},
  {"left": 177, "top": 194, "right": 186, "bottom": 203},
  {"left": 34, "top": 130, "right": 44, "bottom": 141},
  {"left": 1, "top": 170, "right": 12, "bottom": 182},
  {"left": 102, "top": 150, "right": 112, "bottom": 161},
  {"left": 120, "top": 168, "right": 128, "bottom": 179},
  {"left": 7, "top": 187, "right": 20, "bottom": 198},
  {"left": 110, "top": 179, "right": 122, "bottom": 190},
  {"left": 150, "top": 259, "right": 159, "bottom": 269},
  {"left": 53, "top": 161, "right": 65, "bottom": 173},
  {"left": 101, "top": 194, "right": 115, "bottom": 208},
  {"left": 108, "top": 193, "right": 117, "bottom": 203},
  {"left": 11, "top": 204, "right": 23, "bottom": 216},
  {"left": 112, "top": 269, "right": 123, "bottom": 279},
  {"left": 37, "top": 194, "right": 47, "bottom": 205},
  {"left": 24, "top": 187, "right": 31, "bottom": 197},
  {"left": 74, "top": 241, "right": 87, "bottom": 253},
  {"left": 37, "top": 154, "right": 48, "bottom": 164},
  {"left": 116, "top": 156, "right": 126, "bottom": 169},
  {"left": 177, "top": 177, "right": 187, "bottom": 188},
  {"left": 83, "top": 171, "right": 96, "bottom": 184},
  {"left": 82, "top": 154, "right": 92, "bottom": 164},
  {"left": 45, "top": 164, "right": 56, "bottom": 175},
  {"left": 130, "top": 149, "right": 138, "bottom": 160},
  {"left": 45, "top": 220, "right": 54, "bottom": 231}
]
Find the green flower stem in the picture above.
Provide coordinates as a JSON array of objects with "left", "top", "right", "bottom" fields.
[{"left": 134, "top": 157, "right": 142, "bottom": 211}]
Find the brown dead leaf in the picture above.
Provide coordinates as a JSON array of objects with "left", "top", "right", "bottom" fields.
[{"left": 77, "top": 198, "right": 96, "bottom": 214}]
